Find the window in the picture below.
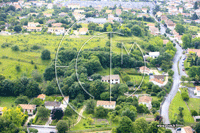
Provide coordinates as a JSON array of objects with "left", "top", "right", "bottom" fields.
[
  {"left": 115, "top": 79, "right": 118, "bottom": 81},
  {"left": 108, "top": 80, "right": 110, "bottom": 82}
]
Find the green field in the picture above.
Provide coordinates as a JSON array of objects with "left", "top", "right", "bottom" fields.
[
  {"left": 169, "top": 92, "right": 194, "bottom": 123},
  {"left": 187, "top": 98, "right": 200, "bottom": 113},
  {"left": 0, "top": 34, "right": 145, "bottom": 79},
  {"left": 0, "top": 96, "right": 16, "bottom": 108}
]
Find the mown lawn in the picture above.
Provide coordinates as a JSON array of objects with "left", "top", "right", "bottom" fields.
[
  {"left": 169, "top": 92, "right": 194, "bottom": 123},
  {"left": 0, "top": 96, "right": 16, "bottom": 108},
  {"left": 187, "top": 98, "right": 200, "bottom": 113}
]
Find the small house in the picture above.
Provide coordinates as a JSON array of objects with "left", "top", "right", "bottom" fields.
[
  {"left": 138, "top": 96, "right": 152, "bottom": 110},
  {"left": 181, "top": 126, "right": 193, "bottom": 133},
  {"left": 79, "top": 28, "right": 88, "bottom": 35},
  {"left": 19, "top": 104, "right": 36, "bottom": 115},
  {"left": 45, "top": 101, "right": 61, "bottom": 110},
  {"left": 194, "top": 86, "right": 200, "bottom": 96},
  {"left": 28, "top": 22, "right": 39, "bottom": 27},
  {"left": 37, "top": 94, "right": 46, "bottom": 100},
  {"left": 101, "top": 75, "right": 120, "bottom": 84},
  {"left": 139, "top": 66, "right": 150, "bottom": 75},
  {"left": 97, "top": 100, "right": 116, "bottom": 109}
]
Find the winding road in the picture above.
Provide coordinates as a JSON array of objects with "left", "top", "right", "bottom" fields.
[{"left": 149, "top": 8, "right": 187, "bottom": 125}]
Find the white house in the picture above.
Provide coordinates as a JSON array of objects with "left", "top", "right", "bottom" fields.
[
  {"left": 47, "top": 3, "right": 53, "bottom": 9},
  {"left": 19, "top": 104, "right": 36, "bottom": 115},
  {"left": 28, "top": 22, "right": 39, "bottom": 27},
  {"left": 45, "top": 101, "right": 61, "bottom": 110},
  {"left": 101, "top": 75, "right": 120, "bottom": 84},
  {"left": 27, "top": 27, "right": 42, "bottom": 32},
  {"left": 97, "top": 100, "right": 116, "bottom": 109},
  {"left": 60, "top": 96, "right": 69, "bottom": 110},
  {"left": 149, "top": 52, "right": 160, "bottom": 58},
  {"left": 194, "top": 86, "right": 200, "bottom": 96},
  {"left": 47, "top": 27, "right": 65, "bottom": 35},
  {"left": 138, "top": 96, "right": 152, "bottom": 110},
  {"left": 181, "top": 126, "right": 193, "bottom": 133}
]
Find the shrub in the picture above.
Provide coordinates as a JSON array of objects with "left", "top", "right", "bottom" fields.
[
  {"left": 181, "top": 92, "right": 189, "bottom": 101},
  {"left": 1, "top": 43, "right": 12, "bottom": 48},
  {"left": 11, "top": 45, "right": 20, "bottom": 51},
  {"left": 15, "top": 65, "right": 21, "bottom": 72},
  {"left": 191, "top": 110, "right": 198, "bottom": 116},
  {"left": 41, "top": 49, "right": 51, "bottom": 60},
  {"left": 31, "top": 45, "right": 41, "bottom": 50}
]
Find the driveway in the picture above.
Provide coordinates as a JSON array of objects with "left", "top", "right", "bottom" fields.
[{"left": 188, "top": 87, "right": 200, "bottom": 98}]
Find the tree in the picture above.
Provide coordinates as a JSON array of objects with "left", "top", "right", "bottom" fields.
[
  {"left": 25, "top": 80, "right": 41, "bottom": 98},
  {"left": 95, "top": 106, "right": 108, "bottom": 118},
  {"left": 90, "top": 80, "right": 106, "bottom": 99},
  {"left": 194, "top": 1, "right": 199, "bottom": 9},
  {"left": 2, "top": 107, "right": 27, "bottom": 127},
  {"left": 88, "top": 22, "right": 98, "bottom": 31},
  {"left": 11, "top": 45, "right": 19, "bottom": 51},
  {"left": 191, "top": 110, "right": 198, "bottom": 116},
  {"left": 85, "top": 99, "right": 96, "bottom": 114},
  {"left": 14, "top": 25, "right": 22, "bottom": 33},
  {"left": 165, "top": 129, "right": 172, "bottom": 133},
  {"left": 41, "top": 49, "right": 51, "bottom": 60},
  {"left": 51, "top": 108, "right": 64, "bottom": 120},
  {"left": 175, "top": 24, "right": 185, "bottom": 35},
  {"left": 134, "top": 117, "right": 149, "bottom": 133},
  {"left": 192, "top": 13, "right": 199, "bottom": 20},
  {"left": 131, "top": 25, "right": 142, "bottom": 37},
  {"left": 15, "top": 96, "right": 28, "bottom": 105},
  {"left": 148, "top": 121, "right": 159, "bottom": 133},
  {"left": 168, "top": 69, "right": 174, "bottom": 77},
  {"left": 32, "top": 70, "right": 43, "bottom": 82},
  {"left": 117, "top": 116, "right": 133, "bottom": 133},
  {"left": 121, "top": 108, "right": 137, "bottom": 121},
  {"left": 56, "top": 120, "right": 69, "bottom": 133},
  {"left": 181, "top": 34, "right": 192, "bottom": 49},
  {"left": 37, "top": 106, "right": 50, "bottom": 119},
  {"left": 181, "top": 92, "right": 189, "bottom": 101},
  {"left": 30, "top": 98, "right": 43, "bottom": 106}
]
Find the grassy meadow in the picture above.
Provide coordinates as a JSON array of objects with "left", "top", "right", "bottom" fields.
[
  {"left": 0, "top": 34, "right": 146, "bottom": 80},
  {"left": 169, "top": 91, "right": 194, "bottom": 124}
]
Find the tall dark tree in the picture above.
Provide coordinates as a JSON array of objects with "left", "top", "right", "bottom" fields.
[
  {"left": 51, "top": 108, "right": 64, "bottom": 120},
  {"left": 194, "top": 1, "right": 199, "bottom": 9},
  {"left": 41, "top": 49, "right": 51, "bottom": 60}
]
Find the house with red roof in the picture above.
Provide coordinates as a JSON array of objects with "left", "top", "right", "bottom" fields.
[
  {"left": 194, "top": 86, "right": 200, "bottom": 96},
  {"left": 97, "top": 100, "right": 116, "bottom": 109}
]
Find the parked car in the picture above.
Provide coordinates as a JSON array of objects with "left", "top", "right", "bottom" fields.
[{"left": 176, "top": 128, "right": 181, "bottom": 131}]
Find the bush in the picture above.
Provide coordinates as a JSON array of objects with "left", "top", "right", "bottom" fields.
[
  {"left": 41, "top": 49, "right": 51, "bottom": 60},
  {"left": 11, "top": 45, "right": 20, "bottom": 51},
  {"left": 31, "top": 45, "right": 41, "bottom": 50},
  {"left": 15, "top": 65, "right": 21, "bottom": 72},
  {"left": 181, "top": 92, "right": 189, "bottom": 101},
  {"left": 32, "top": 115, "right": 38, "bottom": 124},
  {"left": 191, "top": 110, "right": 198, "bottom": 116},
  {"left": 29, "top": 128, "right": 38, "bottom": 133},
  {"left": 1, "top": 43, "right": 12, "bottom": 48}
]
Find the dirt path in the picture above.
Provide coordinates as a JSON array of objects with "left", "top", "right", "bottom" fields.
[
  {"left": 74, "top": 106, "right": 86, "bottom": 126},
  {"left": 24, "top": 114, "right": 36, "bottom": 126}
]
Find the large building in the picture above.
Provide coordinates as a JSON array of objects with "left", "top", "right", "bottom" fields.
[
  {"left": 19, "top": 104, "right": 36, "bottom": 115},
  {"left": 101, "top": 75, "right": 120, "bottom": 84}
]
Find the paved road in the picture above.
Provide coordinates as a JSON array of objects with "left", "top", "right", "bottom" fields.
[
  {"left": 149, "top": 8, "right": 186, "bottom": 126},
  {"left": 28, "top": 125, "right": 57, "bottom": 133}
]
